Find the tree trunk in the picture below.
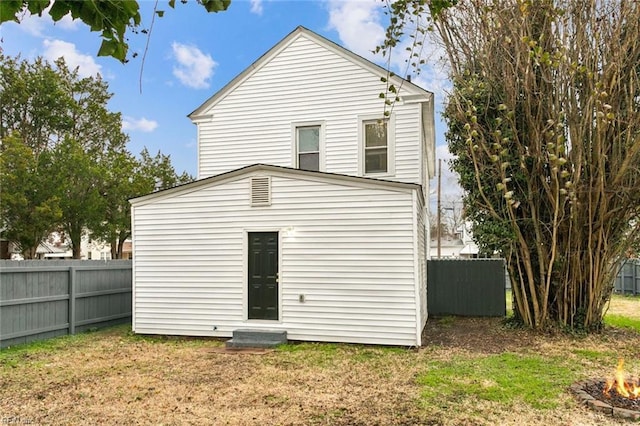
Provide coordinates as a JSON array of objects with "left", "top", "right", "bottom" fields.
[
  {"left": 111, "top": 240, "right": 118, "bottom": 259},
  {"left": 24, "top": 245, "right": 37, "bottom": 260},
  {"left": 69, "top": 225, "right": 83, "bottom": 259}
]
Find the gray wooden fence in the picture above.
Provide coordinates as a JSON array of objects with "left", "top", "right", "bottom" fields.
[
  {"left": 0, "top": 260, "right": 132, "bottom": 349},
  {"left": 615, "top": 259, "right": 640, "bottom": 295},
  {"left": 427, "top": 259, "right": 506, "bottom": 317}
]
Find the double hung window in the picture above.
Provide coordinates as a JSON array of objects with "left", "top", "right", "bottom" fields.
[
  {"left": 296, "top": 126, "right": 320, "bottom": 171},
  {"left": 363, "top": 119, "right": 388, "bottom": 174},
  {"left": 293, "top": 123, "right": 324, "bottom": 171},
  {"left": 360, "top": 116, "right": 394, "bottom": 176}
]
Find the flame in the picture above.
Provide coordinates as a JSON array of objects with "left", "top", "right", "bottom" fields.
[{"left": 604, "top": 359, "right": 640, "bottom": 399}]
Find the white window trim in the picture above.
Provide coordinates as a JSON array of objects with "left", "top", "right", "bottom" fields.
[
  {"left": 358, "top": 114, "right": 396, "bottom": 177},
  {"left": 191, "top": 114, "right": 214, "bottom": 180},
  {"left": 242, "top": 229, "right": 283, "bottom": 323},
  {"left": 291, "top": 121, "right": 326, "bottom": 171}
]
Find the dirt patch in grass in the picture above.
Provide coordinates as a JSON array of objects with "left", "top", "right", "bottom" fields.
[
  {"left": 422, "top": 316, "right": 534, "bottom": 354},
  {"left": 2, "top": 304, "right": 640, "bottom": 425}
]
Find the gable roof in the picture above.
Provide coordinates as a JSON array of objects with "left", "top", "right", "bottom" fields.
[
  {"left": 130, "top": 163, "right": 423, "bottom": 207},
  {"left": 189, "top": 26, "right": 433, "bottom": 120}
]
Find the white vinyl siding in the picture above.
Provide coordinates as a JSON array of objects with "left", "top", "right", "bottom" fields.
[
  {"left": 416, "top": 192, "right": 428, "bottom": 338},
  {"left": 197, "top": 34, "right": 422, "bottom": 185},
  {"left": 132, "top": 171, "right": 420, "bottom": 346}
]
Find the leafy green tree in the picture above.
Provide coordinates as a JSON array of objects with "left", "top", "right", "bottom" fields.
[
  {"left": 1, "top": 54, "right": 131, "bottom": 258},
  {"left": 0, "top": 135, "right": 62, "bottom": 258},
  {"left": 0, "top": 54, "right": 71, "bottom": 157},
  {"left": 89, "top": 148, "right": 193, "bottom": 259},
  {"left": 382, "top": 0, "right": 640, "bottom": 330},
  {"left": 0, "top": 0, "right": 231, "bottom": 62},
  {"left": 138, "top": 147, "right": 194, "bottom": 191},
  {"left": 90, "top": 149, "right": 136, "bottom": 259},
  {"left": 65, "top": 71, "right": 129, "bottom": 155},
  {"left": 50, "top": 137, "right": 106, "bottom": 258}
]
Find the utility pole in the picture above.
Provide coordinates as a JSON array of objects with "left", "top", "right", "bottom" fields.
[{"left": 437, "top": 158, "right": 441, "bottom": 258}]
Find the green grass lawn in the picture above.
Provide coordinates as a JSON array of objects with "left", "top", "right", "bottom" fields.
[
  {"left": 604, "top": 314, "right": 640, "bottom": 332},
  {"left": 419, "top": 352, "right": 574, "bottom": 409}
]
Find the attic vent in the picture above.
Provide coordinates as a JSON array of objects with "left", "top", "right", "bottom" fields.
[{"left": 250, "top": 176, "right": 271, "bottom": 206}]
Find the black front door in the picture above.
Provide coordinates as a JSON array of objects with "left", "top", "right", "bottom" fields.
[{"left": 248, "top": 232, "right": 278, "bottom": 320}]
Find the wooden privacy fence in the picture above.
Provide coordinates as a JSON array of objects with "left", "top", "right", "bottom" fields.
[
  {"left": 0, "top": 260, "right": 132, "bottom": 349},
  {"left": 427, "top": 259, "right": 506, "bottom": 317},
  {"left": 615, "top": 259, "right": 640, "bottom": 295}
]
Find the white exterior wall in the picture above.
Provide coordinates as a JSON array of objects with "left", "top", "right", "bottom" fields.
[
  {"left": 416, "top": 194, "right": 428, "bottom": 335},
  {"left": 196, "top": 34, "right": 423, "bottom": 186},
  {"left": 132, "top": 171, "right": 422, "bottom": 346}
]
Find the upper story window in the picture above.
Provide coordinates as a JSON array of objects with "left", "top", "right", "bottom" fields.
[
  {"left": 293, "top": 122, "right": 325, "bottom": 172},
  {"left": 360, "top": 116, "right": 395, "bottom": 176},
  {"left": 364, "top": 120, "right": 388, "bottom": 174},
  {"left": 297, "top": 126, "right": 320, "bottom": 170}
]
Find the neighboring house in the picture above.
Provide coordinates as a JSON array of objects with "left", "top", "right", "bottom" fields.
[
  {"left": 430, "top": 221, "right": 479, "bottom": 259},
  {"left": 82, "top": 236, "right": 132, "bottom": 260},
  {"left": 130, "top": 26, "right": 436, "bottom": 346},
  {"left": 1, "top": 233, "right": 131, "bottom": 261},
  {"left": 0, "top": 237, "right": 69, "bottom": 260},
  {"left": 458, "top": 222, "right": 480, "bottom": 258},
  {"left": 36, "top": 241, "right": 72, "bottom": 260},
  {"left": 1, "top": 238, "right": 17, "bottom": 260},
  {"left": 430, "top": 237, "right": 465, "bottom": 259}
]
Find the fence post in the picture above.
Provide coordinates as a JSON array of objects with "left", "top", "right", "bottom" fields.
[{"left": 69, "top": 266, "right": 76, "bottom": 335}]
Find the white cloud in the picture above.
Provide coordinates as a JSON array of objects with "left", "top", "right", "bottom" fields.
[
  {"left": 409, "top": 64, "right": 451, "bottom": 102},
  {"left": 122, "top": 117, "right": 158, "bottom": 133},
  {"left": 55, "top": 13, "right": 80, "bottom": 31},
  {"left": 326, "top": 0, "right": 451, "bottom": 98},
  {"left": 16, "top": 12, "right": 47, "bottom": 37},
  {"left": 43, "top": 39, "right": 102, "bottom": 77},
  {"left": 250, "top": 0, "right": 263, "bottom": 15},
  {"left": 171, "top": 42, "right": 217, "bottom": 89},
  {"left": 11, "top": 6, "right": 79, "bottom": 36},
  {"left": 327, "top": 0, "right": 384, "bottom": 60}
]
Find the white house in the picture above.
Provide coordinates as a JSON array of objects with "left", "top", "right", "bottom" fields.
[
  {"left": 430, "top": 222, "right": 480, "bottom": 259},
  {"left": 130, "top": 26, "right": 436, "bottom": 346}
]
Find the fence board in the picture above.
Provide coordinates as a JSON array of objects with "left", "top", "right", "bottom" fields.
[
  {"left": 427, "top": 259, "right": 506, "bottom": 317},
  {"left": 0, "top": 260, "right": 132, "bottom": 348},
  {"left": 614, "top": 259, "right": 640, "bottom": 295}
]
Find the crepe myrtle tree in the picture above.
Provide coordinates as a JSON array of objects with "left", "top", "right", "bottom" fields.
[
  {"left": 0, "top": 0, "right": 231, "bottom": 62},
  {"left": 380, "top": 0, "right": 640, "bottom": 331}
]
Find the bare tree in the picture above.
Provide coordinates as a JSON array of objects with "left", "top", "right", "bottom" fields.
[
  {"left": 441, "top": 197, "right": 465, "bottom": 237},
  {"left": 384, "top": 0, "right": 640, "bottom": 330}
]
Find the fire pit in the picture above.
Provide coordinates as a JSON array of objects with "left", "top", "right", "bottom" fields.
[{"left": 572, "top": 359, "right": 640, "bottom": 420}]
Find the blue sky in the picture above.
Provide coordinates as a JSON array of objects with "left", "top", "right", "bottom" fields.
[{"left": 1, "top": 0, "right": 460, "bottom": 200}]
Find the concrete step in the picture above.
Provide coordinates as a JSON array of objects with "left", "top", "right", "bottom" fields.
[{"left": 225, "top": 329, "right": 287, "bottom": 349}]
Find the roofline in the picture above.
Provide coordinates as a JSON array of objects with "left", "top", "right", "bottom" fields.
[
  {"left": 130, "top": 164, "right": 423, "bottom": 206},
  {"left": 188, "top": 26, "right": 433, "bottom": 120}
]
